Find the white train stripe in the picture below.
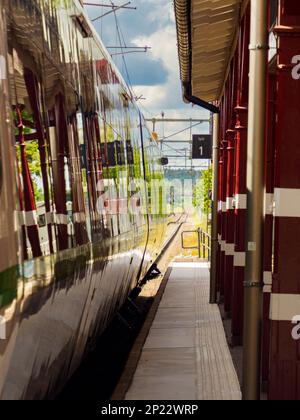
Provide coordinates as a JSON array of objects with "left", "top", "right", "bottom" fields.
[
  {"left": 18, "top": 211, "right": 25, "bottom": 226},
  {"left": 270, "top": 293, "right": 300, "bottom": 321},
  {"left": 73, "top": 212, "right": 86, "bottom": 224},
  {"left": 274, "top": 188, "right": 300, "bottom": 218},
  {"left": 25, "top": 211, "right": 38, "bottom": 227},
  {"left": 265, "top": 193, "right": 274, "bottom": 216},
  {"left": 46, "top": 212, "right": 54, "bottom": 224},
  {"left": 55, "top": 214, "right": 69, "bottom": 225}
]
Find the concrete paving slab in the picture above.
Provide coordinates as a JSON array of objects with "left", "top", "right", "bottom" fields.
[
  {"left": 133, "top": 348, "right": 195, "bottom": 377},
  {"left": 152, "top": 308, "right": 196, "bottom": 329},
  {"left": 144, "top": 327, "right": 195, "bottom": 349},
  {"left": 125, "top": 261, "right": 242, "bottom": 401},
  {"left": 126, "top": 374, "right": 197, "bottom": 401}
]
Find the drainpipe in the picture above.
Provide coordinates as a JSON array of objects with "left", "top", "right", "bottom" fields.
[
  {"left": 243, "top": 0, "right": 268, "bottom": 401},
  {"left": 183, "top": 82, "right": 220, "bottom": 114},
  {"left": 210, "top": 113, "right": 220, "bottom": 303}
]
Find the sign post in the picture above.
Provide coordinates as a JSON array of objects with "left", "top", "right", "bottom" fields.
[{"left": 192, "top": 134, "right": 212, "bottom": 160}]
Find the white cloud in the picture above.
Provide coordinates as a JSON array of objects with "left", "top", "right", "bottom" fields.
[
  {"left": 131, "top": 5, "right": 209, "bottom": 121},
  {"left": 132, "top": 22, "right": 183, "bottom": 110},
  {"left": 87, "top": 0, "right": 210, "bottom": 169},
  {"left": 130, "top": 4, "right": 210, "bottom": 149}
]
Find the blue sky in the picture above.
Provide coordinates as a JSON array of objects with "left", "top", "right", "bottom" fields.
[{"left": 85, "top": 0, "right": 210, "bottom": 168}]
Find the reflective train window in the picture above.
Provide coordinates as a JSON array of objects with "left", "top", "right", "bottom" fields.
[
  {"left": 7, "top": 43, "right": 90, "bottom": 260},
  {"left": 0, "top": 54, "right": 4, "bottom": 195},
  {"left": 8, "top": 48, "right": 56, "bottom": 260},
  {"left": 0, "top": 129, "right": 2, "bottom": 196}
]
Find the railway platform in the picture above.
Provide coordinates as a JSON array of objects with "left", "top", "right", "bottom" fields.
[{"left": 116, "top": 259, "right": 242, "bottom": 401}]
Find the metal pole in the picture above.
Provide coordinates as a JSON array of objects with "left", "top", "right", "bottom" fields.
[
  {"left": 190, "top": 118, "right": 193, "bottom": 171},
  {"left": 210, "top": 113, "right": 220, "bottom": 303},
  {"left": 152, "top": 118, "right": 156, "bottom": 133},
  {"left": 161, "top": 111, "right": 165, "bottom": 152},
  {"left": 243, "top": 0, "right": 268, "bottom": 401},
  {"left": 197, "top": 228, "right": 201, "bottom": 259}
]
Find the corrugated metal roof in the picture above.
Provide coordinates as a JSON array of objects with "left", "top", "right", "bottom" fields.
[{"left": 174, "top": 0, "right": 247, "bottom": 103}]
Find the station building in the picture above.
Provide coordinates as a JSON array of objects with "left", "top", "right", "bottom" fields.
[{"left": 175, "top": 0, "right": 300, "bottom": 400}]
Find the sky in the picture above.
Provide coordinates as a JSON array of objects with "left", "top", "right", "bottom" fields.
[{"left": 85, "top": 0, "right": 210, "bottom": 169}]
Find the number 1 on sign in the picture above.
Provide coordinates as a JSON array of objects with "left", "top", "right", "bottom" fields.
[{"left": 199, "top": 146, "right": 203, "bottom": 156}]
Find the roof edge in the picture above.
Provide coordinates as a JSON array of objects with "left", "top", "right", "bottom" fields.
[
  {"left": 174, "top": 0, "right": 191, "bottom": 85},
  {"left": 174, "top": 0, "right": 219, "bottom": 113}
]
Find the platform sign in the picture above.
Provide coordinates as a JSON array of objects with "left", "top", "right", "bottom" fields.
[{"left": 192, "top": 135, "right": 212, "bottom": 160}]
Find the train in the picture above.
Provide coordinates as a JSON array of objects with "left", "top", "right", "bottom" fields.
[{"left": 0, "top": 0, "right": 173, "bottom": 400}]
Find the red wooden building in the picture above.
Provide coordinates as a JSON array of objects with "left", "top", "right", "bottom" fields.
[{"left": 175, "top": 0, "right": 300, "bottom": 400}]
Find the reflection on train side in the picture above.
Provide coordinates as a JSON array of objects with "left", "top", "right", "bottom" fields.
[{"left": 0, "top": 0, "right": 172, "bottom": 400}]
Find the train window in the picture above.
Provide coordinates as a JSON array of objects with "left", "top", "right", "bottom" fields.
[
  {"left": 0, "top": 130, "right": 2, "bottom": 196},
  {"left": 8, "top": 44, "right": 91, "bottom": 259},
  {"left": 8, "top": 48, "right": 58, "bottom": 259},
  {"left": 67, "top": 112, "right": 90, "bottom": 246}
]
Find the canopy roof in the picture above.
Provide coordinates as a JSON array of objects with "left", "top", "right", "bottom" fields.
[{"left": 174, "top": 0, "right": 248, "bottom": 103}]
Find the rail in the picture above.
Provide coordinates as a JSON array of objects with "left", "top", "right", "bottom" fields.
[{"left": 181, "top": 228, "right": 211, "bottom": 260}]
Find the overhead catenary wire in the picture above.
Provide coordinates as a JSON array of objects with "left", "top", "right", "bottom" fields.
[
  {"left": 91, "top": 2, "right": 135, "bottom": 22},
  {"left": 111, "top": 4, "right": 136, "bottom": 101},
  {"left": 88, "top": 2, "right": 206, "bottom": 167},
  {"left": 158, "top": 121, "right": 204, "bottom": 141}
]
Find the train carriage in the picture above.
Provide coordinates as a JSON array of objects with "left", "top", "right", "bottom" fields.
[{"left": 0, "top": 0, "right": 168, "bottom": 400}]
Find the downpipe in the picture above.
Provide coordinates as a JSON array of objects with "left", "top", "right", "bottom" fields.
[{"left": 243, "top": 0, "right": 268, "bottom": 401}]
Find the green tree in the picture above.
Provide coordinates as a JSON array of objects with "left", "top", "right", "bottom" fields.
[
  {"left": 16, "top": 141, "right": 44, "bottom": 203},
  {"left": 15, "top": 110, "right": 45, "bottom": 203},
  {"left": 193, "top": 166, "right": 212, "bottom": 215}
]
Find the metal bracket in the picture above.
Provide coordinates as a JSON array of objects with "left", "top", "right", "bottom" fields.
[
  {"left": 244, "top": 281, "right": 263, "bottom": 288},
  {"left": 249, "top": 43, "right": 269, "bottom": 51}
]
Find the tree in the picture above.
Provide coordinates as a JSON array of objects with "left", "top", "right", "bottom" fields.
[
  {"left": 15, "top": 110, "right": 45, "bottom": 203},
  {"left": 193, "top": 166, "right": 212, "bottom": 215}
]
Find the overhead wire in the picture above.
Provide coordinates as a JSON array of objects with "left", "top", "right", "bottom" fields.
[
  {"left": 110, "top": 2, "right": 158, "bottom": 120},
  {"left": 93, "top": 2, "right": 203, "bottom": 167},
  {"left": 111, "top": 4, "right": 136, "bottom": 100},
  {"left": 159, "top": 121, "right": 204, "bottom": 141}
]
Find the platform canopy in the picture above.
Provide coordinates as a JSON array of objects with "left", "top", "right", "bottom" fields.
[{"left": 174, "top": 0, "right": 249, "bottom": 103}]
